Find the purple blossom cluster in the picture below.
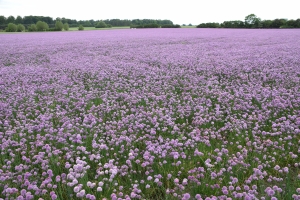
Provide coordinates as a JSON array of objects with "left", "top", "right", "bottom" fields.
[{"left": 0, "top": 28, "right": 300, "bottom": 199}]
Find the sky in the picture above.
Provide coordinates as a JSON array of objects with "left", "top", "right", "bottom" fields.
[{"left": 0, "top": 0, "right": 299, "bottom": 25}]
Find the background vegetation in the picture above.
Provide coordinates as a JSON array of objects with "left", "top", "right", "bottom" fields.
[
  {"left": 0, "top": 16, "right": 175, "bottom": 32},
  {"left": 197, "top": 14, "right": 300, "bottom": 28},
  {"left": 1, "top": 14, "right": 299, "bottom": 32}
]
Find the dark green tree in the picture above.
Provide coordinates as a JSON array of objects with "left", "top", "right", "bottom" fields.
[
  {"left": 161, "top": 24, "right": 181, "bottom": 28},
  {"left": 295, "top": 19, "right": 300, "bottom": 28},
  {"left": 23, "top": 16, "right": 34, "bottom": 24},
  {"left": 15, "top": 16, "right": 23, "bottom": 24},
  {"left": 261, "top": 20, "right": 272, "bottom": 28},
  {"left": 55, "top": 20, "right": 64, "bottom": 31},
  {"left": 6, "top": 23, "right": 17, "bottom": 32},
  {"left": 17, "top": 24, "right": 25, "bottom": 32},
  {"left": 95, "top": 21, "right": 107, "bottom": 28},
  {"left": 63, "top": 23, "right": 69, "bottom": 31},
  {"left": 245, "top": 14, "right": 261, "bottom": 28},
  {"left": 0, "top": 16, "right": 6, "bottom": 25},
  {"left": 36, "top": 21, "right": 49, "bottom": 31},
  {"left": 83, "top": 21, "right": 92, "bottom": 27},
  {"left": 271, "top": 19, "right": 287, "bottom": 28},
  {"left": 286, "top": 19, "right": 296, "bottom": 28},
  {"left": 6, "top": 15, "right": 15, "bottom": 24},
  {"left": 78, "top": 24, "right": 84, "bottom": 30},
  {"left": 221, "top": 21, "right": 244, "bottom": 28},
  {"left": 197, "top": 22, "right": 220, "bottom": 28},
  {"left": 28, "top": 24, "right": 37, "bottom": 32}
]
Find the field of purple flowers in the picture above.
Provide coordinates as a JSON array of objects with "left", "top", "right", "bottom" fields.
[{"left": 0, "top": 29, "right": 300, "bottom": 200}]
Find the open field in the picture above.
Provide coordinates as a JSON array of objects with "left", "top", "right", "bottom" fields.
[
  {"left": 0, "top": 29, "right": 300, "bottom": 200},
  {"left": 181, "top": 26, "right": 197, "bottom": 28},
  {"left": 69, "top": 26, "right": 131, "bottom": 31}
]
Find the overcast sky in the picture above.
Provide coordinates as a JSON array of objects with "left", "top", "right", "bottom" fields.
[{"left": 0, "top": 0, "right": 299, "bottom": 25}]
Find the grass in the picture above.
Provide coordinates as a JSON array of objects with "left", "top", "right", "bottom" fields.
[
  {"left": 181, "top": 25, "right": 197, "bottom": 28},
  {"left": 68, "top": 26, "right": 130, "bottom": 31}
]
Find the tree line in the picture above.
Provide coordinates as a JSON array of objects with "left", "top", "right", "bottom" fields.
[
  {"left": 197, "top": 14, "right": 300, "bottom": 28},
  {"left": 4, "top": 20, "right": 70, "bottom": 32},
  {"left": 0, "top": 15, "right": 175, "bottom": 30}
]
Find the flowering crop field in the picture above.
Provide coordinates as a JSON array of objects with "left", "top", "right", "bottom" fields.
[{"left": 0, "top": 29, "right": 300, "bottom": 200}]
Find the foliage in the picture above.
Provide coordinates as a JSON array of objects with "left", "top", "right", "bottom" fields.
[
  {"left": 95, "top": 21, "right": 108, "bottom": 28},
  {"left": 161, "top": 24, "right": 181, "bottom": 28},
  {"left": 48, "top": 28, "right": 58, "bottom": 31},
  {"left": 28, "top": 24, "right": 37, "bottom": 32},
  {"left": 23, "top": 16, "right": 54, "bottom": 25},
  {"left": 195, "top": 14, "right": 299, "bottom": 29},
  {"left": 63, "top": 23, "right": 69, "bottom": 31},
  {"left": 271, "top": 19, "right": 288, "bottom": 28},
  {"left": 15, "top": 16, "right": 23, "bottom": 24},
  {"left": 245, "top": 14, "right": 261, "bottom": 28},
  {"left": 55, "top": 20, "right": 64, "bottom": 31},
  {"left": 130, "top": 23, "right": 160, "bottom": 28},
  {"left": 5, "top": 23, "right": 17, "bottom": 32},
  {"left": 143, "top": 23, "right": 160, "bottom": 28},
  {"left": 197, "top": 22, "right": 220, "bottom": 28},
  {"left": 261, "top": 20, "right": 273, "bottom": 28},
  {"left": 6, "top": 15, "right": 15, "bottom": 23},
  {"left": 221, "top": 20, "right": 245, "bottom": 28},
  {"left": 36, "top": 21, "right": 49, "bottom": 31},
  {"left": 17, "top": 24, "right": 25, "bottom": 32},
  {"left": 78, "top": 24, "right": 84, "bottom": 30},
  {"left": 0, "top": 15, "right": 6, "bottom": 25}
]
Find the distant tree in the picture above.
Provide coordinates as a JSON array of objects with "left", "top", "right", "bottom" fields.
[
  {"left": 6, "top": 23, "right": 17, "bottom": 32},
  {"left": 78, "top": 24, "right": 84, "bottom": 30},
  {"left": 161, "top": 24, "right": 181, "bottom": 28},
  {"left": 271, "top": 18, "right": 287, "bottom": 28},
  {"left": 6, "top": 15, "right": 15, "bottom": 24},
  {"left": 36, "top": 21, "right": 49, "bottom": 31},
  {"left": 63, "top": 23, "right": 69, "bottom": 31},
  {"left": 295, "top": 19, "right": 300, "bottom": 28},
  {"left": 182, "top": 24, "right": 186, "bottom": 26},
  {"left": 221, "top": 20, "right": 245, "bottom": 28},
  {"left": 89, "top": 19, "right": 95, "bottom": 26},
  {"left": 197, "top": 22, "right": 220, "bottom": 28},
  {"left": 15, "top": 16, "right": 23, "bottom": 24},
  {"left": 261, "top": 20, "right": 272, "bottom": 28},
  {"left": 157, "top": 19, "right": 173, "bottom": 25},
  {"left": 55, "top": 20, "right": 64, "bottom": 31},
  {"left": 188, "top": 23, "right": 192, "bottom": 26},
  {"left": 23, "top": 16, "right": 34, "bottom": 24},
  {"left": 0, "top": 16, "right": 6, "bottom": 25},
  {"left": 143, "top": 23, "right": 160, "bottom": 28},
  {"left": 17, "top": 24, "right": 25, "bottom": 32},
  {"left": 41, "top": 16, "right": 54, "bottom": 24},
  {"left": 83, "top": 21, "right": 92, "bottom": 27},
  {"left": 95, "top": 21, "right": 107, "bottom": 28},
  {"left": 28, "top": 24, "right": 37, "bottom": 32},
  {"left": 104, "top": 19, "right": 131, "bottom": 26},
  {"left": 245, "top": 14, "right": 261, "bottom": 28},
  {"left": 286, "top": 19, "right": 296, "bottom": 28}
]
